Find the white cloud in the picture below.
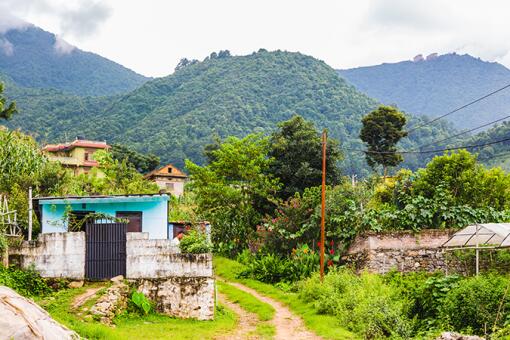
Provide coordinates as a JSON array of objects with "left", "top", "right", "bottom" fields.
[
  {"left": 54, "top": 35, "right": 75, "bottom": 55},
  {"left": 0, "top": 38, "right": 14, "bottom": 56},
  {"left": 2, "top": 0, "right": 510, "bottom": 77},
  {"left": 0, "top": 0, "right": 112, "bottom": 39}
]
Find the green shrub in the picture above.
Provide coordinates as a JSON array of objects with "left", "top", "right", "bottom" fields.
[
  {"left": 385, "top": 271, "right": 462, "bottom": 331},
  {"left": 0, "top": 266, "right": 52, "bottom": 297},
  {"left": 179, "top": 230, "right": 212, "bottom": 254},
  {"left": 439, "top": 274, "right": 510, "bottom": 335},
  {"left": 298, "top": 268, "right": 412, "bottom": 339},
  {"left": 238, "top": 249, "right": 319, "bottom": 284}
]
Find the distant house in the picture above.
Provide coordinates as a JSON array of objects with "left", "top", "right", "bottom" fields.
[
  {"left": 35, "top": 194, "right": 170, "bottom": 239},
  {"left": 144, "top": 164, "right": 187, "bottom": 197},
  {"left": 42, "top": 138, "right": 110, "bottom": 176}
]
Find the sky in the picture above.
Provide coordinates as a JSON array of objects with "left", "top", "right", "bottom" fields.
[{"left": 1, "top": 0, "right": 510, "bottom": 77}]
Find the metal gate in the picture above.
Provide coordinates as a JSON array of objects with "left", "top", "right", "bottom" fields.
[{"left": 85, "top": 218, "right": 127, "bottom": 280}]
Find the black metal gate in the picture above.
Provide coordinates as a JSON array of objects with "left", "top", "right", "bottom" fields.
[{"left": 85, "top": 219, "right": 127, "bottom": 280}]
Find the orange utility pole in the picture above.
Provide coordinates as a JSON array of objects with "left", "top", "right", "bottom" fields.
[{"left": 320, "top": 129, "right": 327, "bottom": 282}]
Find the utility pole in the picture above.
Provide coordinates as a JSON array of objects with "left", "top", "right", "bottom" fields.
[
  {"left": 320, "top": 129, "right": 327, "bottom": 282},
  {"left": 28, "top": 187, "right": 33, "bottom": 241}
]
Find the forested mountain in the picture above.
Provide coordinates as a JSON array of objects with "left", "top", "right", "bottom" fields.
[
  {"left": 0, "top": 25, "right": 148, "bottom": 96},
  {"left": 461, "top": 121, "right": 510, "bottom": 171},
  {"left": 3, "top": 49, "right": 455, "bottom": 176},
  {"left": 339, "top": 53, "right": 510, "bottom": 130}
]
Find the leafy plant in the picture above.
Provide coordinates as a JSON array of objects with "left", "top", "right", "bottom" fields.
[
  {"left": 179, "top": 229, "right": 212, "bottom": 254},
  {"left": 130, "top": 291, "right": 152, "bottom": 315},
  {"left": 0, "top": 265, "right": 52, "bottom": 297}
]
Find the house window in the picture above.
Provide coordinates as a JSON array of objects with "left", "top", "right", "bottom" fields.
[
  {"left": 116, "top": 211, "right": 143, "bottom": 232},
  {"left": 167, "top": 167, "right": 173, "bottom": 173},
  {"left": 84, "top": 152, "right": 89, "bottom": 161},
  {"left": 166, "top": 183, "right": 175, "bottom": 191}
]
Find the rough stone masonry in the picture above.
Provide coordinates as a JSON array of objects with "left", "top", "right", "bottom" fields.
[
  {"left": 10, "top": 232, "right": 215, "bottom": 320},
  {"left": 343, "top": 229, "right": 456, "bottom": 274}
]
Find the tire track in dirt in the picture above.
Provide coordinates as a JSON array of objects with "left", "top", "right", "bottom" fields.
[
  {"left": 214, "top": 292, "right": 259, "bottom": 340},
  {"left": 225, "top": 281, "right": 321, "bottom": 340}
]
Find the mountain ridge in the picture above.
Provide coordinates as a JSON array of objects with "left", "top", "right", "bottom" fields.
[
  {"left": 0, "top": 25, "right": 149, "bottom": 96},
  {"left": 338, "top": 53, "right": 510, "bottom": 130}
]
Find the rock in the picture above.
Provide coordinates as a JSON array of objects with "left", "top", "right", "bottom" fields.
[
  {"left": 68, "top": 281, "right": 84, "bottom": 288},
  {"left": 110, "top": 275, "right": 124, "bottom": 283},
  {"left": 0, "top": 286, "right": 79, "bottom": 339},
  {"left": 436, "top": 331, "right": 485, "bottom": 340},
  {"left": 90, "top": 281, "right": 129, "bottom": 325}
]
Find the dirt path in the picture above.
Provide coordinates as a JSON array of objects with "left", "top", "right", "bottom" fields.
[
  {"left": 71, "top": 287, "right": 102, "bottom": 309},
  {"left": 215, "top": 292, "right": 259, "bottom": 340},
  {"left": 226, "top": 281, "right": 322, "bottom": 340}
]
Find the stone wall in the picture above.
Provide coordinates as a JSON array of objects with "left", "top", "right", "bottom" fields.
[
  {"left": 11, "top": 232, "right": 215, "bottom": 320},
  {"left": 134, "top": 277, "right": 215, "bottom": 320},
  {"left": 126, "top": 233, "right": 213, "bottom": 279},
  {"left": 343, "top": 229, "right": 456, "bottom": 274},
  {"left": 10, "top": 232, "right": 85, "bottom": 279}
]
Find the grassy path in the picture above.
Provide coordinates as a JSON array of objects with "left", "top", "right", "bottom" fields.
[
  {"left": 226, "top": 280, "right": 321, "bottom": 340},
  {"left": 214, "top": 256, "right": 359, "bottom": 340}
]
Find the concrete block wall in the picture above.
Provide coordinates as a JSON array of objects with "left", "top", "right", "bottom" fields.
[
  {"left": 10, "top": 232, "right": 85, "bottom": 279},
  {"left": 126, "top": 233, "right": 213, "bottom": 279},
  {"left": 343, "top": 229, "right": 455, "bottom": 274}
]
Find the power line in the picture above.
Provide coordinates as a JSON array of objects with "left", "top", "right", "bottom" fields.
[
  {"left": 478, "top": 150, "right": 510, "bottom": 162},
  {"left": 406, "top": 83, "right": 510, "bottom": 135},
  {"left": 345, "top": 134, "right": 510, "bottom": 155},
  {"left": 415, "top": 114, "right": 510, "bottom": 150}
]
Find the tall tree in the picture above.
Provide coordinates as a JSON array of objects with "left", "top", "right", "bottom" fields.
[
  {"left": 360, "top": 105, "right": 408, "bottom": 175},
  {"left": 269, "top": 115, "right": 343, "bottom": 199},
  {"left": 0, "top": 83, "right": 17, "bottom": 120},
  {"left": 186, "top": 134, "right": 280, "bottom": 254}
]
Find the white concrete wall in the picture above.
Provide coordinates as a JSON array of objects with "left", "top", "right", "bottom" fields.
[
  {"left": 126, "top": 233, "right": 213, "bottom": 279},
  {"left": 11, "top": 232, "right": 85, "bottom": 279}
]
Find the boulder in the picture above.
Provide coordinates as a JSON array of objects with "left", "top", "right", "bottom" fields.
[
  {"left": 68, "top": 281, "right": 84, "bottom": 289},
  {"left": 0, "top": 286, "right": 79, "bottom": 340}
]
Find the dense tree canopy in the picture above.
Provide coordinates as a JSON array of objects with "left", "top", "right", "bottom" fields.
[
  {"left": 3, "top": 50, "right": 456, "bottom": 177},
  {"left": 360, "top": 105, "right": 408, "bottom": 174},
  {"left": 186, "top": 134, "right": 280, "bottom": 253},
  {"left": 269, "top": 115, "right": 343, "bottom": 198},
  {"left": 111, "top": 143, "right": 160, "bottom": 174}
]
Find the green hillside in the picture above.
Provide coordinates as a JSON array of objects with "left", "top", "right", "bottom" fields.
[
  {"left": 0, "top": 26, "right": 148, "bottom": 96},
  {"left": 339, "top": 53, "right": 510, "bottom": 130},
  {"left": 3, "top": 50, "right": 455, "bottom": 176}
]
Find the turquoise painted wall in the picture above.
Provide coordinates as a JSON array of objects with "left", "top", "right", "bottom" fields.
[{"left": 40, "top": 196, "right": 169, "bottom": 239}]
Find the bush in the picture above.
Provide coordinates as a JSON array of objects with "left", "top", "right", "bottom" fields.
[
  {"left": 179, "top": 229, "right": 212, "bottom": 254},
  {"left": 439, "top": 274, "right": 510, "bottom": 335},
  {"left": 298, "top": 268, "right": 412, "bottom": 339},
  {"left": 0, "top": 266, "right": 52, "bottom": 297},
  {"left": 238, "top": 247, "right": 319, "bottom": 284}
]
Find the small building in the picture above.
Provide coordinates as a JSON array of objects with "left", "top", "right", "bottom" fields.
[
  {"left": 35, "top": 194, "right": 169, "bottom": 239},
  {"left": 42, "top": 138, "right": 110, "bottom": 176},
  {"left": 144, "top": 163, "right": 187, "bottom": 197}
]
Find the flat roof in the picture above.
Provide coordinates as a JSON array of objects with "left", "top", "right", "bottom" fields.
[{"left": 36, "top": 193, "right": 169, "bottom": 205}]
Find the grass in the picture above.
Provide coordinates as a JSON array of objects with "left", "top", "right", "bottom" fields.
[
  {"left": 217, "top": 280, "right": 276, "bottom": 339},
  {"left": 214, "top": 256, "right": 359, "bottom": 340},
  {"left": 216, "top": 280, "right": 275, "bottom": 321},
  {"left": 37, "top": 283, "right": 237, "bottom": 340}
]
